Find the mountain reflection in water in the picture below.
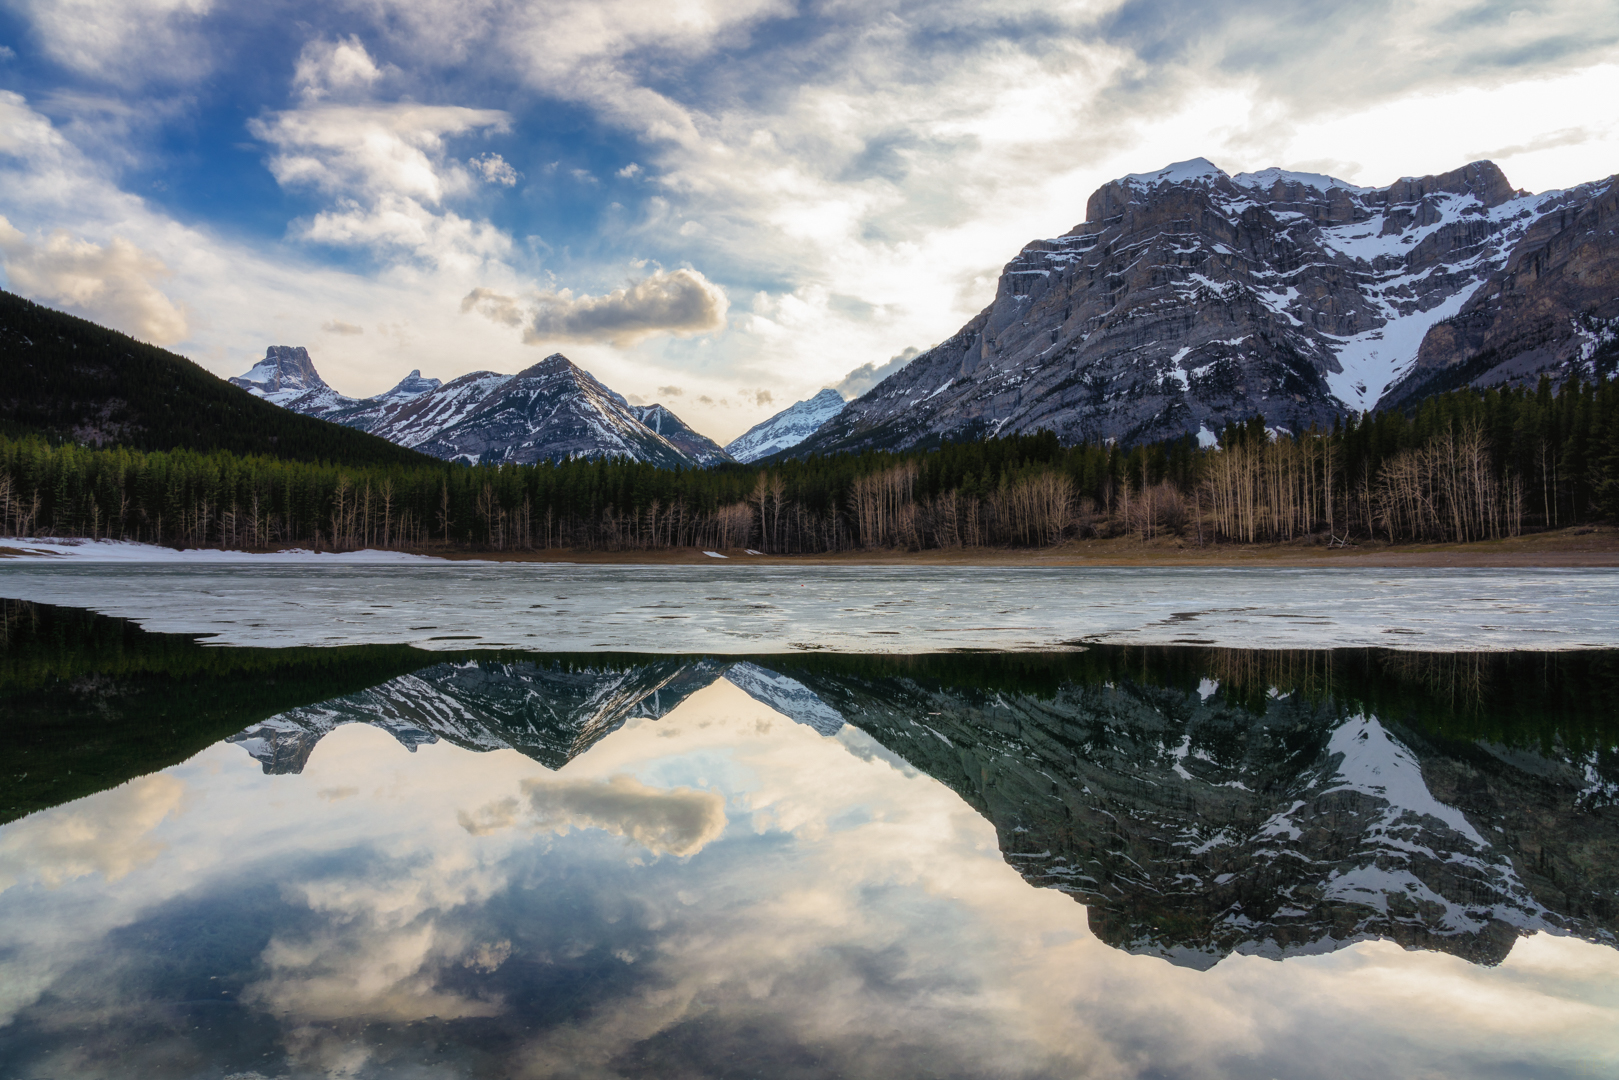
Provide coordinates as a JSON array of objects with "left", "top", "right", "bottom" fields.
[{"left": 2, "top": 598, "right": 1617, "bottom": 1079}]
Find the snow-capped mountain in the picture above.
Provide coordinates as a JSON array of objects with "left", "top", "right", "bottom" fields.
[
  {"left": 226, "top": 658, "right": 848, "bottom": 775},
  {"left": 234, "top": 350, "right": 722, "bottom": 468},
  {"left": 724, "top": 388, "right": 847, "bottom": 462},
  {"left": 228, "top": 658, "right": 730, "bottom": 773},
  {"left": 631, "top": 404, "right": 734, "bottom": 465},
  {"left": 795, "top": 158, "right": 1618, "bottom": 453},
  {"left": 229, "top": 346, "right": 339, "bottom": 409},
  {"left": 800, "top": 662, "right": 1618, "bottom": 968}
]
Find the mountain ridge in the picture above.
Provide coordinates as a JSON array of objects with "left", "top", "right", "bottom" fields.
[
  {"left": 235, "top": 348, "right": 728, "bottom": 468},
  {"left": 794, "top": 157, "right": 1617, "bottom": 458}
]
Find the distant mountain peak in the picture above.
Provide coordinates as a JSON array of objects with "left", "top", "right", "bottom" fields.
[
  {"left": 724, "top": 387, "right": 847, "bottom": 463},
  {"left": 380, "top": 369, "right": 441, "bottom": 402}
]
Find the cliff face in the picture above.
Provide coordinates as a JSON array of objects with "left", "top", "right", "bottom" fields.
[
  {"left": 1381, "top": 177, "right": 1619, "bottom": 406},
  {"left": 798, "top": 159, "right": 1612, "bottom": 454}
]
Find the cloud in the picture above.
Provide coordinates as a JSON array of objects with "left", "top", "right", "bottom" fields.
[
  {"left": 461, "top": 773, "right": 728, "bottom": 857},
  {"left": 463, "top": 267, "right": 730, "bottom": 347},
  {"left": 9, "top": 0, "right": 215, "bottom": 88},
  {"left": 754, "top": 389, "right": 774, "bottom": 406},
  {"left": 469, "top": 152, "right": 519, "bottom": 186},
  {"left": 294, "top": 35, "right": 384, "bottom": 103},
  {"left": 833, "top": 347, "right": 920, "bottom": 399},
  {"left": 657, "top": 384, "right": 686, "bottom": 397},
  {"left": 0, "top": 216, "right": 187, "bottom": 344},
  {"left": 321, "top": 319, "right": 364, "bottom": 335},
  {"left": 1469, "top": 126, "right": 1598, "bottom": 162},
  {"left": 0, "top": 774, "right": 184, "bottom": 891}
]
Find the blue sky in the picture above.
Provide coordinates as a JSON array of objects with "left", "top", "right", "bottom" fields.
[{"left": 0, "top": 1, "right": 1615, "bottom": 441}]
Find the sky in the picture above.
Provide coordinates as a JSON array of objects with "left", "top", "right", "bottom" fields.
[{"left": 0, "top": 1, "right": 1616, "bottom": 443}]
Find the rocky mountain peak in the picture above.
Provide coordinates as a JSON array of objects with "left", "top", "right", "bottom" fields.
[
  {"left": 228, "top": 345, "right": 330, "bottom": 403},
  {"left": 381, "top": 369, "right": 442, "bottom": 401},
  {"left": 792, "top": 156, "right": 1615, "bottom": 458}
]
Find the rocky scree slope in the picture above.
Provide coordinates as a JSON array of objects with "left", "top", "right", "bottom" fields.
[
  {"left": 234, "top": 348, "right": 725, "bottom": 468},
  {"left": 798, "top": 158, "right": 1617, "bottom": 454}
]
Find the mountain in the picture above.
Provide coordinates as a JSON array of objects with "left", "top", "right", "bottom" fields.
[
  {"left": 631, "top": 403, "right": 734, "bottom": 465},
  {"left": 0, "top": 291, "right": 432, "bottom": 467},
  {"left": 1381, "top": 177, "right": 1619, "bottom": 405},
  {"left": 725, "top": 388, "right": 846, "bottom": 462},
  {"left": 235, "top": 348, "right": 720, "bottom": 468},
  {"left": 229, "top": 658, "right": 730, "bottom": 773},
  {"left": 227, "top": 657, "right": 846, "bottom": 773},
  {"left": 794, "top": 159, "right": 1619, "bottom": 455},
  {"left": 783, "top": 651, "right": 1619, "bottom": 969}
]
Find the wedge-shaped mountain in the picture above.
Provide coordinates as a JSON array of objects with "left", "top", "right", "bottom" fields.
[
  {"left": 724, "top": 388, "right": 847, "bottom": 463},
  {"left": 233, "top": 347, "right": 723, "bottom": 467},
  {"left": 796, "top": 158, "right": 1619, "bottom": 454}
]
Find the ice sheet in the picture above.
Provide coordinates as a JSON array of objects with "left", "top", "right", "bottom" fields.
[{"left": 1, "top": 561, "right": 1615, "bottom": 653}]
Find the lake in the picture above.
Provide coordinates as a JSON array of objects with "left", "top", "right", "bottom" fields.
[{"left": 1, "top": 565, "right": 1616, "bottom": 1078}]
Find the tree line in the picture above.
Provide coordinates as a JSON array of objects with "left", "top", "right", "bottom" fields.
[{"left": 2, "top": 376, "right": 1616, "bottom": 553}]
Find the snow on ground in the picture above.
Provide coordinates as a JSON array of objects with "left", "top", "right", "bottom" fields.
[
  {"left": 0, "top": 537, "right": 451, "bottom": 564},
  {"left": 0, "top": 561, "right": 1615, "bottom": 653}
]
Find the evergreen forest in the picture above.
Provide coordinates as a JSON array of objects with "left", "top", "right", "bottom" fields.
[{"left": 3, "top": 372, "right": 1617, "bottom": 554}]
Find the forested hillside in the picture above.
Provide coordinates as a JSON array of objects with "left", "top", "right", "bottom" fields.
[
  {"left": 0, "top": 290, "right": 432, "bottom": 467},
  {"left": 3, "top": 375, "right": 1615, "bottom": 552}
]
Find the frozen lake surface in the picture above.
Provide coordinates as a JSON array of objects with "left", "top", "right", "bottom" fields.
[{"left": 2, "top": 559, "right": 1617, "bottom": 652}]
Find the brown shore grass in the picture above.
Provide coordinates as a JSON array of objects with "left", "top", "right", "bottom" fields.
[
  {"left": 7, "top": 525, "right": 1617, "bottom": 568},
  {"left": 442, "top": 524, "right": 1619, "bottom": 568}
]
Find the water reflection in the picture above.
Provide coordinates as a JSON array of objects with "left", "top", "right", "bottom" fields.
[{"left": 2, "top": 600, "right": 1618, "bottom": 1078}]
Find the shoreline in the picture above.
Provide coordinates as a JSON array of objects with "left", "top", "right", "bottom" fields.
[{"left": 7, "top": 526, "right": 1618, "bottom": 568}]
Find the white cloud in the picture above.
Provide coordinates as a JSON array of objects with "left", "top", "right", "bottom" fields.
[
  {"left": 833, "top": 346, "right": 920, "bottom": 399},
  {"left": 469, "top": 151, "right": 519, "bottom": 186},
  {"left": 293, "top": 34, "right": 384, "bottom": 103},
  {"left": 8, "top": 0, "right": 215, "bottom": 87},
  {"left": 463, "top": 267, "right": 730, "bottom": 347},
  {"left": 0, "top": 215, "right": 188, "bottom": 344}
]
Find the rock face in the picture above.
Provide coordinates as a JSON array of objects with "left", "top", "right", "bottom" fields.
[
  {"left": 234, "top": 350, "right": 721, "bottom": 468},
  {"left": 228, "top": 346, "right": 337, "bottom": 408},
  {"left": 796, "top": 159, "right": 1617, "bottom": 455},
  {"left": 1381, "top": 177, "right": 1619, "bottom": 406},
  {"left": 725, "top": 388, "right": 848, "bottom": 463}
]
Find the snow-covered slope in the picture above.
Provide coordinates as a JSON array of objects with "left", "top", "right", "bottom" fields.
[
  {"left": 796, "top": 158, "right": 1615, "bottom": 454},
  {"left": 234, "top": 351, "right": 724, "bottom": 468},
  {"left": 724, "top": 661, "right": 845, "bottom": 734},
  {"left": 724, "top": 388, "right": 847, "bottom": 462}
]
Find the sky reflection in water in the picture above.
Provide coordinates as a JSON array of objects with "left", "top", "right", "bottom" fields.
[{"left": 1, "top": 623, "right": 1617, "bottom": 1077}]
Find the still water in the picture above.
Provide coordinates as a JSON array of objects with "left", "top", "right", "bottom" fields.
[{"left": 2, "top": 599, "right": 1617, "bottom": 1078}]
